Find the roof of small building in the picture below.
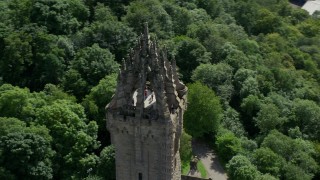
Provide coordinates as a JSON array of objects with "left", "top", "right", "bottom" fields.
[{"left": 302, "top": 0, "right": 320, "bottom": 15}]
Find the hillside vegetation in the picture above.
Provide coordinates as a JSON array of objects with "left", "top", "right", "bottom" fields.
[{"left": 0, "top": 0, "right": 320, "bottom": 179}]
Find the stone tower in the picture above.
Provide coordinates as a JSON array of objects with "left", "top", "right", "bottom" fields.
[{"left": 106, "top": 24, "right": 187, "bottom": 180}]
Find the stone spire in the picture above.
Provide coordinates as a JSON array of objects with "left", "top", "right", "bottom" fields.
[
  {"left": 107, "top": 23, "right": 187, "bottom": 120},
  {"left": 106, "top": 23, "right": 187, "bottom": 180}
]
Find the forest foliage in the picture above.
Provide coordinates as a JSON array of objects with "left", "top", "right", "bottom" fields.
[{"left": 0, "top": 0, "right": 320, "bottom": 179}]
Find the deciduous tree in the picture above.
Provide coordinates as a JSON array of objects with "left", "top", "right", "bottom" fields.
[
  {"left": 96, "top": 145, "right": 115, "bottom": 180},
  {"left": 184, "top": 82, "right": 222, "bottom": 137},
  {"left": 216, "top": 130, "right": 241, "bottom": 163},
  {"left": 0, "top": 132, "right": 53, "bottom": 179},
  {"left": 226, "top": 155, "right": 260, "bottom": 180},
  {"left": 192, "top": 63, "right": 234, "bottom": 104}
]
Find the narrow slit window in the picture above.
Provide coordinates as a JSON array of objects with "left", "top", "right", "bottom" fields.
[{"left": 139, "top": 173, "right": 142, "bottom": 180}]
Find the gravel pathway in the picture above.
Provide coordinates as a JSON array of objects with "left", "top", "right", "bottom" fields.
[{"left": 188, "top": 140, "right": 228, "bottom": 180}]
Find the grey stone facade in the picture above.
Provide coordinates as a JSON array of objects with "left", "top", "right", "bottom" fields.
[{"left": 106, "top": 24, "right": 187, "bottom": 180}]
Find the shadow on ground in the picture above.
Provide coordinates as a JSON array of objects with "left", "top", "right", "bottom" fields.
[{"left": 191, "top": 139, "right": 228, "bottom": 180}]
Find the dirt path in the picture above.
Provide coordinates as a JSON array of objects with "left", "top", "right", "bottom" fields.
[{"left": 188, "top": 140, "right": 228, "bottom": 180}]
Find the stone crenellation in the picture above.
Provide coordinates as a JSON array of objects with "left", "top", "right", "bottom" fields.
[{"left": 106, "top": 23, "right": 187, "bottom": 180}]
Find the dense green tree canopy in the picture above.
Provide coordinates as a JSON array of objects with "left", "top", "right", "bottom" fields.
[
  {"left": 71, "top": 44, "right": 118, "bottom": 85},
  {"left": 0, "top": 132, "right": 53, "bottom": 179},
  {"left": 82, "top": 74, "right": 117, "bottom": 147},
  {"left": 96, "top": 145, "right": 115, "bottom": 180},
  {"left": 0, "top": 116, "right": 53, "bottom": 179},
  {"left": 252, "top": 147, "right": 285, "bottom": 178},
  {"left": 226, "top": 155, "right": 260, "bottom": 180},
  {"left": 216, "top": 130, "right": 242, "bottom": 163},
  {"left": 180, "top": 131, "right": 192, "bottom": 164},
  {"left": 184, "top": 82, "right": 222, "bottom": 137},
  {"left": 221, "top": 107, "right": 246, "bottom": 137},
  {"left": 192, "top": 63, "right": 234, "bottom": 104},
  {"left": 167, "top": 36, "right": 211, "bottom": 82},
  {"left": 35, "top": 100, "right": 99, "bottom": 178},
  {"left": 0, "top": 0, "right": 320, "bottom": 178},
  {"left": 30, "top": 0, "right": 89, "bottom": 34},
  {"left": 261, "top": 130, "right": 318, "bottom": 179}
]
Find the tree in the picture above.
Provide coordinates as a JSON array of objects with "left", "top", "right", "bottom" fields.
[
  {"left": 71, "top": 44, "right": 119, "bottom": 86},
  {"left": 0, "top": 84, "right": 75, "bottom": 124},
  {"left": 0, "top": 26, "right": 67, "bottom": 90},
  {"left": 262, "top": 92, "right": 293, "bottom": 118},
  {"left": 314, "top": 142, "right": 320, "bottom": 180},
  {"left": 123, "top": 0, "right": 173, "bottom": 39},
  {"left": 240, "top": 95, "right": 262, "bottom": 136},
  {"left": 42, "top": 84, "right": 76, "bottom": 103},
  {"left": 84, "top": 15, "right": 136, "bottom": 61},
  {"left": 186, "top": 22, "right": 217, "bottom": 45},
  {"left": 283, "top": 163, "right": 313, "bottom": 180},
  {"left": 258, "top": 173, "right": 278, "bottom": 180},
  {"left": 184, "top": 82, "right": 222, "bottom": 137},
  {"left": 186, "top": 22, "right": 248, "bottom": 63},
  {"left": 254, "top": 103, "right": 286, "bottom": 134},
  {"left": 0, "top": 84, "right": 30, "bottom": 120},
  {"left": 189, "top": 8, "right": 212, "bottom": 23},
  {"left": 297, "top": 19, "right": 320, "bottom": 38},
  {"left": 221, "top": 107, "right": 246, "bottom": 137},
  {"left": 272, "top": 68, "right": 297, "bottom": 92},
  {"left": 196, "top": 0, "right": 222, "bottom": 19},
  {"left": 256, "top": 66, "right": 276, "bottom": 95},
  {"left": 96, "top": 145, "right": 115, "bottom": 180},
  {"left": 0, "top": 116, "right": 52, "bottom": 141},
  {"left": 216, "top": 130, "right": 242, "bottom": 163},
  {"left": 240, "top": 137, "right": 257, "bottom": 157},
  {"left": 233, "top": 68, "right": 257, "bottom": 93},
  {"left": 82, "top": 74, "right": 117, "bottom": 148},
  {"left": 261, "top": 130, "right": 292, "bottom": 158},
  {"left": 252, "top": 8, "right": 282, "bottom": 35},
  {"left": 180, "top": 131, "right": 192, "bottom": 165},
  {"left": 192, "top": 63, "right": 234, "bottom": 104},
  {"left": 0, "top": 132, "right": 53, "bottom": 179},
  {"left": 0, "top": 116, "right": 53, "bottom": 179},
  {"left": 30, "top": 0, "right": 89, "bottom": 34},
  {"left": 167, "top": 36, "right": 211, "bottom": 82},
  {"left": 232, "top": 1, "right": 259, "bottom": 34},
  {"left": 221, "top": 44, "right": 254, "bottom": 70},
  {"left": 104, "top": 0, "right": 133, "bottom": 19},
  {"left": 93, "top": 3, "right": 117, "bottom": 23},
  {"left": 35, "top": 100, "right": 99, "bottom": 178},
  {"left": 292, "top": 98, "right": 320, "bottom": 140},
  {"left": 238, "top": 39, "right": 260, "bottom": 56},
  {"left": 261, "top": 130, "right": 318, "bottom": 178},
  {"left": 61, "top": 69, "right": 89, "bottom": 99},
  {"left": 240, "top": 77, "right": 260, "bottom": 98},
  {"left": 7, "top": 0, "right": 33, "bottom": 28},
  {"left": 252, "top": 147, "right": 285, "bottom": 178},
  {"left": 28, "top": 29, "right": 66, "bottom": 89},
  {"left": 162, "top": 2, "right": 192, "bottom": 35},
  {"left": 226, "top": 155, "right": 260, "bottom": 180},
  {"left": 0, "top": 117, "right": 26, "bottom": 137},
  {"left": 0, "top": 31, "right": 33, "bottom": 87}
]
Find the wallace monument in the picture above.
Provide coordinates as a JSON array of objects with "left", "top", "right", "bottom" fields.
[{"left": 106, "top": 24, "right": 188, "bottom": 180}]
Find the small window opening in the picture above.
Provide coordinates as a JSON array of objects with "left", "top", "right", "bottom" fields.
[{"left": 139, "top": 173, "right": 142, "bottom": 180}]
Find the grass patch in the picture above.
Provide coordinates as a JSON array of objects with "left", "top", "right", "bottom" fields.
[
  {"left": 197, "top": 160, "right": 207, "bottom": 178},
  {"left": 181, "top": 161, "right": 190, "bottom": 175}
]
